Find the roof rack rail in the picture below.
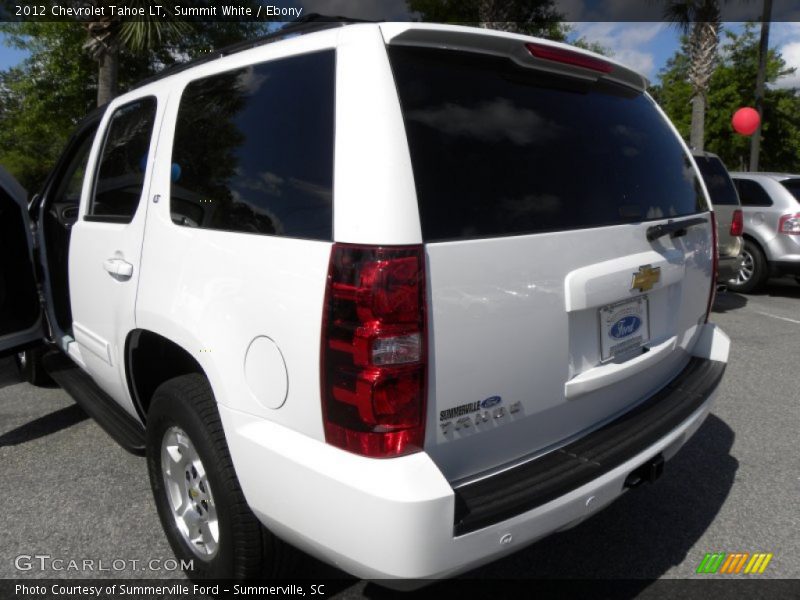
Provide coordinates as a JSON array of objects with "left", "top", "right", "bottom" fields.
[{"left": 133, "top": 14, "right": 370, "bottom": 90}]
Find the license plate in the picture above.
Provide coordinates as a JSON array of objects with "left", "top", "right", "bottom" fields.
[{"left": 599, "top": 296, "right": 650, "bottom": 361}]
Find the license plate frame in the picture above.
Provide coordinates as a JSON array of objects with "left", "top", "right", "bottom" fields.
[{"left": 599, "top": 295, "right": 650, "bottom": 361}]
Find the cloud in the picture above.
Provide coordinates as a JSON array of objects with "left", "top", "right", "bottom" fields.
[
  {"left": 568, "top": 22, "right": 662, "bottom": 78},
  {"left": 235, "top": 68, "right": 269, "bottom": 94},
  {"left": 613, "top": 48, "right": 655, "bottom": 77},
  {"left": 775, "top": 41, "right": 800, "bottom": 90},
  {"left": 771, "top": 22, "right": 800, "bottom": 47},
  {"left": 407, "top": 98, "right": 563, "bottom": 146}
]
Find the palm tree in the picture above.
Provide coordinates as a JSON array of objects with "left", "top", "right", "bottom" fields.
[
  {"left": 665, "top": 0, "right": 723, "bottom": 151},
  {"left": 83, "top": 1, "right": 189, "bottom": 106}
]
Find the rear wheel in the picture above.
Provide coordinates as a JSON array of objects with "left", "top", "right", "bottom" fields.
[
  {"left": 727, "top": 240, "right": 768, "bottom": 293},
  {"left": 146, "top": 373, "right": 293, "bottom": 579},
  {"left": 14, "top": 345, "right": 54, "bottom": 386}
]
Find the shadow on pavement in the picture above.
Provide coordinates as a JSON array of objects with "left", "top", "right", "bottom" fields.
[
  {"left": 712, "top": 291, "right": 747, "bottom": 313},
  {"left": 0, "top": 356, "right": 20, "bottom": 390},
  {"left": 761, "top": 278, "right": 800, "bottom": 299},
  {"left": 0, "top": 403, "right": 88, "bottom": 447},
  {"left": 356, "top": 413, "right": 738, "bottom": 599}
]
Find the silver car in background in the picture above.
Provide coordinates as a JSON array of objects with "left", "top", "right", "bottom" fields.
[{"left": 728, "top": 172, "right": 800, "bottom": 293}]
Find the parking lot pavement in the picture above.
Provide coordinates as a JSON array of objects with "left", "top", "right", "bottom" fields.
[{"left": 1, "top": 278, "right": 798, "bottom": 594}]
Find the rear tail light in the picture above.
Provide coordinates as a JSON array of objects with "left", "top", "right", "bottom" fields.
[
  {"left": 778, "top": 212, "right": 800, "bottom": 235},
  {"left": 321, "top": 244, "right": 427, "bottom": 458},
  {"left": 705, "top": 212, "right": 719, "bottom": 323},
  {"left": 730, "top": 209, "right": 744, "bottom": 236},
  {"left": 525, "top": 43, "right": 614, "bottom": 74}
]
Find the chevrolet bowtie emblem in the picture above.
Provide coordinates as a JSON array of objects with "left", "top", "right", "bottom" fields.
[{"left": 631, "top": 265, "right": 661, "bottom": 292}]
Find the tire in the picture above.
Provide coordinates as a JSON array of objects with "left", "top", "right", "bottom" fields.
[
  {"left": 727, "top": 239, "right": 768, "bottom": 294},
  {"left": 14, "top": 345, "right": 54, "bottom": 387},
  {"left": 146, "top": 373, "right": 293, "bottom": 580}
]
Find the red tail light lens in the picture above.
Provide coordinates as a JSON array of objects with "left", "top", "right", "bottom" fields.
[
  {"left": 321, "top": 244, "right": 427, "bottom": 458},
  {"left": 778, "top": 212, "right": 800, "bottom": 235},
  {"left": 730, "top": 209, "right": 744, "bottom": 236},
  {"left": 705, "top": 212, "right": 719, "bottom": 323},
  {"left": 525, "top": 43, "right": 614, "bottom": 73}
]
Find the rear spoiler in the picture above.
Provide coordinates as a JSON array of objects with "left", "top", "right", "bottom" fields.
[{"left": 379, "top": 23, "right": 648, "bottom": 93}]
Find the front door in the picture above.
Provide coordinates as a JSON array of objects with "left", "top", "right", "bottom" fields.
[
  {"left": 0, "top": 167, "right": 43, "bottom": 354},
  {"left": 68, "top": 95, "right": 162, "bottom": 418}
]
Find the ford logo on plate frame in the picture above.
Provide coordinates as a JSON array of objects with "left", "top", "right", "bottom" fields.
[{"left": 609, "top": 315, "right": 642, "bottom": 339}]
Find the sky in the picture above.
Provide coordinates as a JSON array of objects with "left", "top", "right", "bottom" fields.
[
  {"left": 1, "top": 20, "right": 799, "bottom": 88},
  {"left": 0, "top": 39, "right": 27, "bottom": 70},
  {"left": 566, "top": 21, "right": 800, "bottom": 88}
]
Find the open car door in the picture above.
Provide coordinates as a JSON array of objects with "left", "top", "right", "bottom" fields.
[{"left": 0, "top": 165, "right": 44, "bottom": 354}]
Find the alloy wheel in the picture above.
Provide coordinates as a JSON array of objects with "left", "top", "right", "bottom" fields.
[{"left": 160, "top": 426, "right": 219, "bottom": 559}]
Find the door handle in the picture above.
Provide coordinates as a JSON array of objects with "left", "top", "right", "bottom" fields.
[{"left": 103, "top": 258, "right": 134, "bottom": 279}]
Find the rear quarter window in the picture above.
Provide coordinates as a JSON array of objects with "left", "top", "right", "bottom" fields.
[
  {"left": 388, "top": 47, "right": 707, "bottom": 242},
  {"left": 733, "top": 179, "right": 773, "bottom": 207},
  {"left": 170, "top": 50, "right": 335, "bottom": 240},
  {"left": 779, "top": 178, "right": 800, "bottom": 203}
]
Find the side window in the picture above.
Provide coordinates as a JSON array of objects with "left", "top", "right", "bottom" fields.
[
  {"left": 52, "top": 125, "right": 99, "bottom": 207},
  {"left": 170, "top": 50, "right": 335, "bottom": 239},
  {"left": 733, "top": 179, "right": 773, "bottom": 207},
  {"left": 88, "top": 97, "right": 157, "bottom": 223}
]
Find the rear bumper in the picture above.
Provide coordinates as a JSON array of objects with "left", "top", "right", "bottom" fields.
[
  {"left": 763, "top": 232, "right": 800, "bottom": 264},
  {"left": 453, "top": 355, "right": 724, "bottom": 534},
  {"left": 220, "top": 323, "right": 730, "bottom": 581}
]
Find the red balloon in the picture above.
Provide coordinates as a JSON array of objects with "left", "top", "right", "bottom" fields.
[{"left": 732, "top": 107, "right": 760, "bottom": 136}]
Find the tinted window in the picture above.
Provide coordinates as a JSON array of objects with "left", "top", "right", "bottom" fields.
[
  {"left": 0, "top": 189, "right": 39, "bottom": 335},
  {"left": 389, "top": 47, "right": 707, "bottom": 242},
  {"left": 694, "top": 156, "right": 739, "bottom": 206},
  {"left": 733, "top": 179, "right": 773, "bottom": 207},
  {"left": 90, "top": 98, "right": 157, "bottom": 222},
  {"left": 54, "top": 127, "right": 98, "bottom": 206},
  {"left": 170, "top": 51, "right": 335, "bottom": 239},
  {"left": 779, "top": 179, "right": 800, "bottom": 203}
]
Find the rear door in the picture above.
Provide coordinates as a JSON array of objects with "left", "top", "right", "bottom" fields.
[
  {"left": 386, "top": 42, "right": 715, "bottom": 482},
  {"left": 0, "top": 167, "right": 44, "bottom": 353}
]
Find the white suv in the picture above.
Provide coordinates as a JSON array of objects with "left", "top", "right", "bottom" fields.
[{"left": 1, "top": 22, "right": 730, "bottom": 582}]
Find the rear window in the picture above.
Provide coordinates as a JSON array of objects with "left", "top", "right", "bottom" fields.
[
  {"left": 388, "top": 47, "right": 707, "bottom": 242},
  {"left": 780, "top": 179, "right": 800, "bottom": 203},
  {"left": 693, "top": 156, "right": 739, "bottom": 206}
]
